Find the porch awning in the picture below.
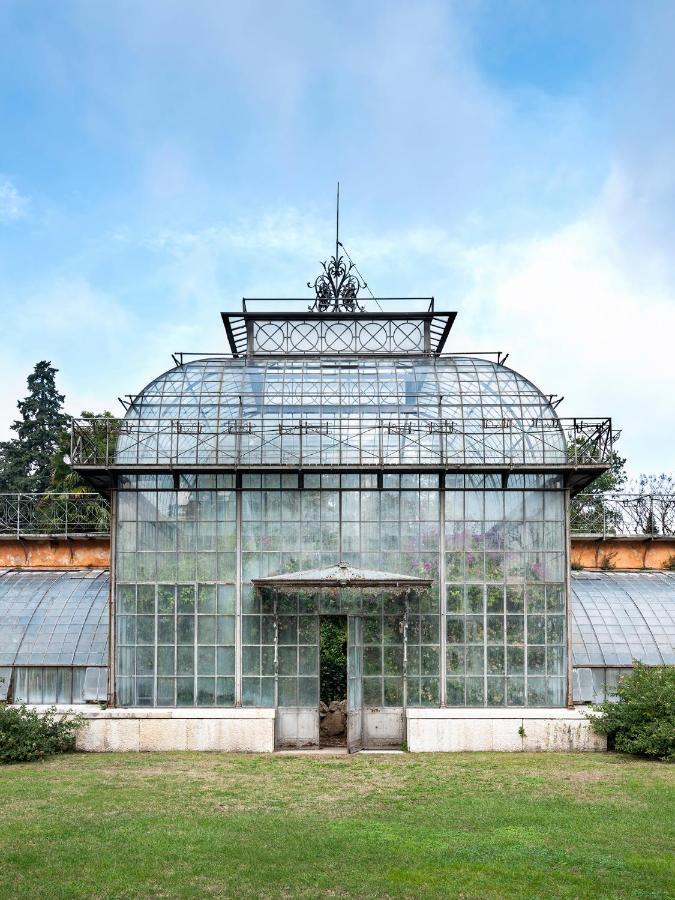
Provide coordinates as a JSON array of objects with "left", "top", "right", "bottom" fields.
[{"left": 252, "top": 562, "right": 432, "bottom": 589}]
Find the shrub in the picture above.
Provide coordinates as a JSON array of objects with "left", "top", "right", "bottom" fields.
[
  {"left": 589, "top": 663, "right": 675, "bottom": 761},
  {"left": 0, "top": 705, "right": 85, "bottom": 764},
  {"left": 664, "top": 554, "right": 675, "bottom": 572}
]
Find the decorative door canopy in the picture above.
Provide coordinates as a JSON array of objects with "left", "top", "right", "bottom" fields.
[{"left": 252, "top": 561, "right": 432, "bottom": 589}]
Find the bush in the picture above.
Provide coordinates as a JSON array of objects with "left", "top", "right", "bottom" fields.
[
  {"left": 0, "top": 705, "right": 85, "bottom": 764},
  {"left": 589, "top": 663, "right": 675, "bottom": 761}
]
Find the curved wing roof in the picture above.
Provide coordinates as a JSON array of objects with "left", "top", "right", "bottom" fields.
[
  {"left": 117, "top": 355, "right": 566, "bottom": 466},
  {"left": 0, "top": 569, "right": 109, "bottom": 666},
  {"left": 1, "top": 568, "right": 672, "bottom": 673},
  {"left": 571, "top": 571, "right": 675, "bottom": 667}
]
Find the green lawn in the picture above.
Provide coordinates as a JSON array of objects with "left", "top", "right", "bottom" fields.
[{"left": 0, "top": 752, "right": 673, "bottom": 899}]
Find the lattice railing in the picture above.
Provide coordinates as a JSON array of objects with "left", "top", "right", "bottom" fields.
[
  {"left": 571, "top": 494, "right": 675, "bottom": 537},
  {"left": 71, "top": 416, "right": 614, "bottom": 468},
  {"left": 0, "top": 493, "right": 110, "bottom": 537}
]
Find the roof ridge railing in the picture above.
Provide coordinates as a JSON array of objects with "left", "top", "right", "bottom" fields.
[
  {"left": 571, "top": 492, "right": 675, "bottom": 538},
  {"left": 70, "top": 415, "right": 614, "bottom": 474},
  {"left": 0, "top": 493, "right": 111, "bottom": 538}
]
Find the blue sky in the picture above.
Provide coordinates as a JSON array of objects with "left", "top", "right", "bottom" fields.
[{"left": 1, "top": 1, "right": 674, "bottom": 476}]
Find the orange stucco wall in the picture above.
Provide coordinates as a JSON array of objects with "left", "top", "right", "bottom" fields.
[
  {"left": 0, "top": 539, "right": 110, "bottom": 569},
  {"left": 0, "top": 536, "right": 672, "bottom": 572},
  {"left": 571, "top": 538, "right": 675, "bottom": 571}
]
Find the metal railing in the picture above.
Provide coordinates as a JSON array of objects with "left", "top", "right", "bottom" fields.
[
  {"left": 0, "top": 493, "right": 110, "bottom": 538},
  {"left": 71, "top": 416, "right": 614, "bottom": 469},
  {"left": 571, "top": 494, "right": 675, "bottom": 537},
  {"left": 6, "top": 490, "right": 667, "bottom": 540}
]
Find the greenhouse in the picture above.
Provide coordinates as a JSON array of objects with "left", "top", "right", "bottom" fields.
[
  {"left": 2, "top": 567, "right": 672, "bottom": 712},
  {"left": 571, "top": 571, "right": 675, "bottom": 702},
  {"left": 64, "top": 256, "right": 621, "bottom": 750},
  {"left": 0, "top": 569, "right": 108, "bottom": 705}
]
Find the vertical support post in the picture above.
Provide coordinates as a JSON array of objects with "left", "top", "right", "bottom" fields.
[
  {"left": 273, "top": 591, "right": 279, "bottom": 709},
  {"left": 439, "top": 478, "right": 446, "bottom": 706},
  {"left": 402, "top": 589, "right": 409, "bottom": 746},
  {"left": 235, "top": 478, "right": 242, "bottom": 706},
  {"left": 108, "top": 488, "right": 118, "bottom": 706},
  {"left": 16, "top": 493, "right": 20, "bottom": 540},
  {"left": 564, "top": 486, "right": 574, "bottom": 708},
  {"left": 235, "top": 395, "right": 243, "bottom": 468}
]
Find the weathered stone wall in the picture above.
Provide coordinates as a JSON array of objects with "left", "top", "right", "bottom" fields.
[
  {"left": 25, "top": 705, "right": 606, "bottom": 753},
  {"left": 0, "top": 538, "right": 110, "bottom": 569},
  {"left": 2, "top": 536, "right": 672, "bottom": 573},
  {"left": 24, "top": 707, "right": 276, "bottom": 752},
  {"left": 406, "top": 708, "right": 606, "bottom": 752},
  {"left": 571, "top": 538, "right": 675, "bottom": 571}
]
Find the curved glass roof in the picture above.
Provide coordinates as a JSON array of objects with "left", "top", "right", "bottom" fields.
[
  {"left": 117, "top": 355, "right": 566, "bottom": 466},
  {"left": 572, "top": 572, "right": 675, "bottom": 667},
  {"left": 0, "top": 569, "right": 109, "bottom": 666},
  {"left": 2, "top": 569, "right": 671, "bottom": 671}
]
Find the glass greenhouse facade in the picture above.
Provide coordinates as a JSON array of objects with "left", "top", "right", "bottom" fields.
[{"left": 71, "top": 290, "right": 615, "bottom": 749}]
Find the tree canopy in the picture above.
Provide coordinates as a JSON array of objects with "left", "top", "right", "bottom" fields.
[
  {"left": 0, "top": 362, "right": 113, "bottom": 494},
  {"left": 0, "top": 361, "right": 70, "bottom": 493}
]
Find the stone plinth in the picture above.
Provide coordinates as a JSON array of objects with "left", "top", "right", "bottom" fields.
[{"left": 406, "top": 707, "right": 606, "bottom": 752}]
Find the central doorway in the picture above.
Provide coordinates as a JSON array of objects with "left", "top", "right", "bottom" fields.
[
  {"left": 319, "top": 616, "right": 347, "bottom": 748},
  {"left": 252, "top": 562, "right": 432, "bottom": 752}
]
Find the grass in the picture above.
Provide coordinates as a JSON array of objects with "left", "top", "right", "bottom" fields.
[{"left": 0, "top": 752, "right": 673, "bottom": 899}]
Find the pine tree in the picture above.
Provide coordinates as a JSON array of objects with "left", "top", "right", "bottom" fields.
[{"left": 0, "top": 361, "right": 70, "bottom": 493}]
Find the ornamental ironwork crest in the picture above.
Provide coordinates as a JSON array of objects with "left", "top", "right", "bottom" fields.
[{"left": 308, "top": 253, "right": 367, "bottom": 312}]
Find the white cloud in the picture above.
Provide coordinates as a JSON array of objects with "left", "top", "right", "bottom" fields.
[
  {"left": 446, "top": 172, "right": 675, "bottom": 477},
  {"left": 116, "top": 177, "right": 667, "bottom": 480},
  {"left": 0, "top": 176, "right": 28, "bottom": 222}
]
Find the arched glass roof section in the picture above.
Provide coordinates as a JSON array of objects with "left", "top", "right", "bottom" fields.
[
  {"left": 3, "top": 569, "right": 669, "bottom": 674},
  {"left": 115, "top": 355, "right": 568, "bottom": 467},
  {"left": 571, "top": 572, "right": 675, "bottom": 667},
  {"left": 0, "top": 569, "right": 109, "bottom": 666}
]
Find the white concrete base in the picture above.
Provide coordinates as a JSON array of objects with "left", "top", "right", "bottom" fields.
[
  {"left": 25, "top": 706, "right": 276, "bottom": 752},
  {"left": 406, "top": 707, "right": 606, "bottom": 752},
  {"left": 21, "top": 705, "right": 605, "bottom": 753}
]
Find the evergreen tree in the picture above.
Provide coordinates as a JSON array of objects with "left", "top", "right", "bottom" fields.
[{"left": 0, "top": 361, "right": 70, "bottom": 493}]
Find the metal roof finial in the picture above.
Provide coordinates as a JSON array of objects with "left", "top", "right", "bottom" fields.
[{"left": 308, "top": 182, "right": 367, "bottom": 312}]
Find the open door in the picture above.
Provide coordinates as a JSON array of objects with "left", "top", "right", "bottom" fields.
[
  {"left": 273, "top": 595, "right": 320, "bottom": 750},
  {"left": 347, "top": 615, "right": 363, "bottom": 753}
]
